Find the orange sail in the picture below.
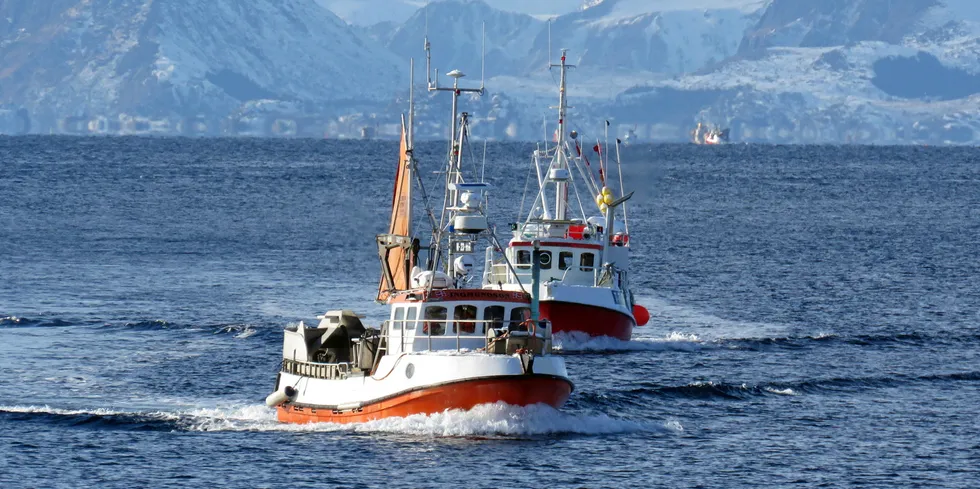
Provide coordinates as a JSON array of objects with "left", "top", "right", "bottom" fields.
[{"left": 376, "top": 125, "right": 413, "bottom": 302}]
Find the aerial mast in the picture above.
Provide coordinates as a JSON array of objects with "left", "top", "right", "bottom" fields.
[
  {"left": 424, "top": 19, "right": 487, "bottom": 278},
  {"left": 550, "top": 49, "right": 575, "bottom": 221}
]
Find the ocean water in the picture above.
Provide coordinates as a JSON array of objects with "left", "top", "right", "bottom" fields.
[{"left": 1, "top": 136, "right": 978, "bottom": 488}]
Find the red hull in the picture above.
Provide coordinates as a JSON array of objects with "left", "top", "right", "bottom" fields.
[
  {"left": 541, "top": 300, "right": 635, "bottom": 341},
  {"left": 276, "top": 375, "right": 572, "bottom": 424}
]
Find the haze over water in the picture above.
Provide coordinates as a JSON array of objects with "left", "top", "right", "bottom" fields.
[{"left": 1, "top": 137, "right": 978, "bottom": 487}]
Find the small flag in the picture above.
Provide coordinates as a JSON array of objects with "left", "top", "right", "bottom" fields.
[
  {"left": 605, "top": 120, "right": 610, "bottom": 126},
  {"left": 616, "top": 138, "right": 621, "bottom": 144},
  {"left": 593, "top": 144, "right": 601, "bottom": 154}
]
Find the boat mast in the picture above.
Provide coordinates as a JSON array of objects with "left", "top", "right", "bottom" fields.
[
  {"left": 409, "top": 58, "right": 415, "bottom": 151},
  {"left": 407, "top": 59, "right": 414, "bottom": 241},
  {"left": 550, "top": 49, "right": 574, "bottom": 221},
  {"left": 424, "top": 22, "right": 486, "bottom": 276}
]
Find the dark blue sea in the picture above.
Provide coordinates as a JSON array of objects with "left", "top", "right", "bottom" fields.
[{"left": 2, "top": 136, "right": 978, "bottom": 488}]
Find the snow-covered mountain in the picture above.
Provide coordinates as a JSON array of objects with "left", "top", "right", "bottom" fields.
[
  {"left": 540, "top": 0, "right": 766, "bottom": 74},
  {"left": 315, "top": 0, "right": 425, "bottom": 27},
  {"left": 382, "top": 0, "right": 543, "bottom": 79},
  {"left": 0, "top": 0, "right": 402, "bottom": 133},
  {"left": 605, "top": 0, "right": 980, "bottom": 144},
  {"left": 374, "top": 0, "right": 766, "bottom": 77},
  {"left": 4, "top": 0, "right": 980, "bottom": 143},
  {"left": 739, "top": 0, "right": 934, "bottom": 54},
  {"left": 317, "top": 0, "right": 584, "bottom": 25}
]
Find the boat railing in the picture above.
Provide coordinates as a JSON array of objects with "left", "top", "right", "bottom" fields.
[
  {"left": 385, "top": 318, "right": 547, "bottom": 353},
  {"left": 483, "top": 260, "right": 599, "bottom": 287},
  {"left": 281, "top": 358, "right": 352, "bottom": 380}
]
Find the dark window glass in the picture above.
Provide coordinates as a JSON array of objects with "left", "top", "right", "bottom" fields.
[
  {"left": 559, "top": 251, "right": 573, "bottom": 270},
  {"left": 453, "top": 305, "right": 478, "bottom": 334},
  {"left": 516, "top": 250, "right": 531, "bottom": 268},
  {"left": 509, "top": 307, "right": 531, "bottom": 330},
  {"left": 580, "top": 252, "right": 595, "bottom": 271},
  {"left": 423, "top": 306, "right": 446, "bottom": 335},
  {"left": 483, "top": 306, "right": 505, "bottom": 331}
]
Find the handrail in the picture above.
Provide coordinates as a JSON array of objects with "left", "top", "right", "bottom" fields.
[
  {"left": 282, "top": 322, "right": 553, "bottom": 380},
  {"left": 487, "top": 262, "right": 597, "bottom": 285},
  {"left": 387, "top": 316, "right": 546, "bottom": 353}
]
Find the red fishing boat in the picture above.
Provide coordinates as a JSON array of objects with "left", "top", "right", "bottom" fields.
[{"left": 481, "top": 50, "right": 648, "bottom": 341}]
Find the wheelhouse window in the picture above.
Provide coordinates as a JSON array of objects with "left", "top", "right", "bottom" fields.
[
  {"left": 559, "top": 251, "right": 574, "bottom": 270},
  {"left": 422, "top": 306, "right": 446, "bottom": 336},
  {"left": 484, "top": 306, "right": 505, "bottom": 331},
  {"left": 516, "top": 250, "right": 531, "bottom": 269},
  {"left": 509, "top": 307, "right": 531, "bottom": 330},
  {"left": 580, "top": 252, "right": 595, "bottom": 271},
  {"left": 405, "top": 307, "right": 418, "bottom": 331},
  {"left": 452, "top": 305, "right": 478, "bottom": 334},
  {"left": 393, "top": 307, "right": 405, "bottom": 331},
  {"left": 539, "top": 251, "right": 553, "bottom": 270}
]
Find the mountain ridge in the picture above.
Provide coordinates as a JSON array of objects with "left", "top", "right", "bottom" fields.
[{"left": 3, "top": 0, "right": 980, "bottom": 144}]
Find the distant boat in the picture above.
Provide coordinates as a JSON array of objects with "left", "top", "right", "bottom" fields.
[{"left": 692, "top": 122, "right": 730, "bottom": 145}]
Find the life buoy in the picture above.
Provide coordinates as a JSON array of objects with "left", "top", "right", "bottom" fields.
[{"left": 520, "top": 318, "right": 536, "bottom": 336}]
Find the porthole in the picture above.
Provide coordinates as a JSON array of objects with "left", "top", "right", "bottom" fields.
[{"left": 539, "top": 251, "right": 552, "bottom": 269}]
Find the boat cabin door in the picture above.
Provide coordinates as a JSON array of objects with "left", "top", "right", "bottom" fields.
[{"left": 389, "top": 305, "right": 417, "bottom": 354}]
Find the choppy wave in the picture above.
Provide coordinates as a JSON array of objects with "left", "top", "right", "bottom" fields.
[
  {"left": 0, "top": 316, "right": 80, "bottom": 328},
  {"left": 93, "top": 320, "right": 268, "bottom": 338},
  {"left": 635, "top": 297, "right": 980, "bottom": 349},
  {"left": 0, "top": 405, "right": 181, "bottom": 431},
  {"left": 554, "top": 331, "right": 704, "bottom": 353},
  {"left": 215, "top": 324, "right": 258, "bottom": 339},
  {"left": 0, "top": 402, "right": 671, "bottom": 438},
  {"left": 623, "top": 371, "right": 980, "bottom": 401}
]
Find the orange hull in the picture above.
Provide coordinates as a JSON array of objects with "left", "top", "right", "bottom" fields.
[{"left": 276, "top": 375, "right": 573, "bottom": 424}]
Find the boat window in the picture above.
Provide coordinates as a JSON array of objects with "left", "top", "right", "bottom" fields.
[
  {"left": 539, "top": 251, "right": 552, "bottom": 269},
  {"left": 559, "top": 251, "right": 574, "bottom": 270},
  {"left": 453, "top": 305, "right": 478, "bottom": 334},
  {"left": 405, "top": 307, "right": 417, "bottom": 331},
  {"left": 422, "top": 306, "right": 446, "bottom": 336},
  {"left": 612, "top": 291, "right": 622, "bottom": 305},
  {"left": 580, "top": 252, "right": 595, "bottom": 271},
  {"left": 483, "top": 306, "right": 505, "bottom": 331},
  {"left": 509, "top": 307, "right": 531, "bottom": 330},
  {"left": 516, "top": 250, "right": 531, "bottom": 269},
  {"left": 393, "top": 307, "right": 405, "bottom": 331}
]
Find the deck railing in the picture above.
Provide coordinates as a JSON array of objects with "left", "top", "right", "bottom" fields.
[
  {"left": 281, "top": 320, "right": 552, "bottom": 380},
  {"left": 483, "top": 261, "right": 598, "bottom": 287},
  {"left": 384, "top": 318, "right": 542, "bottom": 352}
]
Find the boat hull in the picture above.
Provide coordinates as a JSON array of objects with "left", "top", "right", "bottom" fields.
[
  {"left": 541, "top": 299, "right": 635, "bottom": 341},
  {"left": 276, "top": 375, "right": 572, "bottom": 424}
]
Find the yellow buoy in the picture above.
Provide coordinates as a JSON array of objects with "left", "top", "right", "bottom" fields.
[
  {"left": 603, "top": 193, "right": 615, "bottom": 205},
  {"left": 599, "top": 202, "right": 608, "bottom": 213},
  {"left": 595, "top": 194, "right": 604, "bottom": 208}
]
